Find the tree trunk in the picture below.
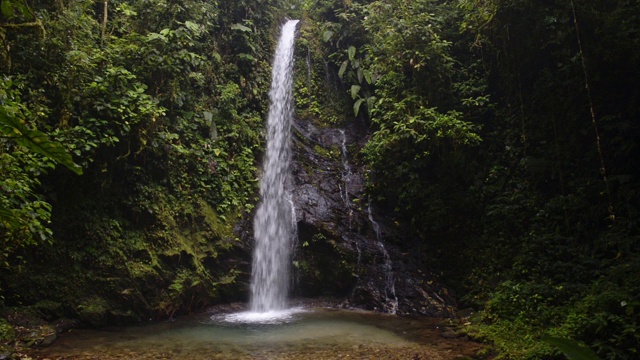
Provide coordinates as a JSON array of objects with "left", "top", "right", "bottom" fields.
[{"left": 101, "top": 0, "right": 108, "bottom": 40}]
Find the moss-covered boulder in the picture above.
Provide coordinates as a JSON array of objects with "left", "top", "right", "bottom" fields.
[
  {"left": 2, "top": 192, "right": 252, "bottom": 326},
  {"left": 2, "top": 307, "right": 57, "bottom": 348},
  {"left": 0, "top": 318, "right": 15, "bottom": 342}
]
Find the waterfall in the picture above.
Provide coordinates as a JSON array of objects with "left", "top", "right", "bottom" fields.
[
  {"left": 367, "top": 204, "right": 399, "bottom": 315},
  {"left": 338, "top": 130, "right": 354, "bottom": 231},
  {"left": 338, "top": 130, "right": 359, "bottom": 268},
  {"left": 250, "top": 19, "right": 299, "bottom": 313},
  {"left": 338, "top": 130, "right": 351, "bottom": 208}
]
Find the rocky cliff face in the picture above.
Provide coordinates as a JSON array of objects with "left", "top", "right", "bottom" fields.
[{"left": 289, "top": 116, "right": 456, "bottom": 317}]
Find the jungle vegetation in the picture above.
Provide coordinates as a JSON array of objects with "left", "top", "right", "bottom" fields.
[{"left": 1, "top": 0, "right": 639, "bottom": 358}]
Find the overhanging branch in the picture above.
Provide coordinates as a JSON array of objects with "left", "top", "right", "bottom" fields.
[{"left": 0, "top": 18, "right": 46, "bottom": 37}]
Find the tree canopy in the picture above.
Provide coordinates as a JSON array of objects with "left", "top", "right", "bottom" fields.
[{"left": 297, "top": 0, "right": 639, "bottom": 357}]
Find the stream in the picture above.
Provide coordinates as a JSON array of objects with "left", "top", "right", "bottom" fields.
[{"left": 27, "top": 306, "right": 484, "bottom": 359}]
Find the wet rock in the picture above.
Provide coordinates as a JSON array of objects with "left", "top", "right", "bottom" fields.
[
  {"left": 441, "top": 330, "right": 459, "bottom": 339},
  {"left": 108, "top": 309, "right": 141, "bottom": 325},
  {"left": 0, "top": 344, "right": 13, "bottom": 360},
  {"left": 206, "top": 302, "right": 247, "bottom": 315},
  {"left": 52, "top": 318, "right": 80, "bottom": 334},
  {"left": 0, "top": 318, "right": 15, "bottom": 342},
  {"left": 289, "top": 117, "right": 456, "bottom": 316},
  {"left": 33, "top": 300, "right": 64, "bottom": 322},
  {"left": 4, "top": 307, "right": 51, "bottom": 347},
  {"left": 76, "top": 297, "right": 109, "bottom": 326},
  {"left": 39, "top": 326, "right": 57, "bottom": 347}
]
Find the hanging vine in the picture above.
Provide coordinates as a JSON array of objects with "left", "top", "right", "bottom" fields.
[{"left": 570, "top": 0, "right": 615, "bottom": 223}]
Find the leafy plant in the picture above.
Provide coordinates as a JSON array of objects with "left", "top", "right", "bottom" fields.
[{"left": 542, "top": 336, "right": 601, "bottom": 360}]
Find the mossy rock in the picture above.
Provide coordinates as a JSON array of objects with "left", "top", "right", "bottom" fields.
[
  {"left": 0, "top": 318, "right": 15, "bottom": 342},
  {"left": 296, "top": 225, "right": 357, "bottom": 297},
  {"left": 4, "top": 307, "right": 46, "bottom": 328},
  {"left": 0, "top": 343, "right": 13, "bottom": 360},
  {"left": 1, "top": 311, "right": 58, "bottom": 348},
  {"left": 21, "top": 324, "right": 57, "bottom": 347},
  {"left": 107, "top": 309, "right": 141, "bottom": 325},
  {"left": 76, "top": 297, "right": 110, "bottom": 326},
  {"left": 34, "top": 300, "right": 64, "bottom": 321}
]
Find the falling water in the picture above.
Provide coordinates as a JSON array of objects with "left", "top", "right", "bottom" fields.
[
  {"left": 288, "top": 193, "right": 301, "bottom": 294},
  {"left": 338, "top": 130, "right": 359, "bottom": 268},
  {"left": 367, "top": 204, "right": 399, "bottom": 315},
  {"left": 250, "top": 19, "right": 299, "bottom": 313},
  {"left": 338, "top": 130, "right": 352, "bottom": 209}
]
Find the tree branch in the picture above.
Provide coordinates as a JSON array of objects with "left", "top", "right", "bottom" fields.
[{"left": 0, "top": 18, "right": 46, "bottom": 37}]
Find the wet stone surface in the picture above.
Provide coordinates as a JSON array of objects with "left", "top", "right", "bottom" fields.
[{"left": 289, "top": 117, "right": 455, "bottom": 316}]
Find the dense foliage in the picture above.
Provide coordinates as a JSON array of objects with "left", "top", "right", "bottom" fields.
[
  {"left": 1, "top": 0, "right": 286, "bottom": 321},
  {"left": 1, "top": 0, "right": 639, "bottom": 358},
  {"left": 297, "top": 0, "right": 639, "bottom": 358}
]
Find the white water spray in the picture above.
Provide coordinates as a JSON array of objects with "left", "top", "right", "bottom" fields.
[
  {"left": 338, "top": 130, "right": 352, "bottom": 208},
  {"left": 250, "top": 19, "right": 299, "bottom": 313},
  {"left": 367, "top": 204, "right": 399, "bottom": 315},
  {"left": 338, "top": 130, "right": 359, "bottom": 268}
]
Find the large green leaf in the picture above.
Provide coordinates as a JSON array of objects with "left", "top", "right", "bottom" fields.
[
  {"left": 0, "top": 0, "right": 33, "bottom": 20},
  {"left": 353, "top": 98, "right": 365, "bottom": 117},
  {"left": 184, "top": 20, "right": 200, "bottom": 34},
  {"left": 0, "top": 107, "right": 83, "bottom": 175},
  {"left": 0, "top": 206, "right": 20, "bottom": 229},
  {"left": 338, "top": 60, "right": 348, "bottom": 79},
  {"left": 541, "top": 336, "right": 601, "bottom": 360},
  {"left": 230, "top": 23, "right": 252, "bottom": 32},
  {"left": 322, "top": 30, "right": 334, "bottom": 42},
  {"left": 1, "top": 0, "right": 14, "bottom": 18},
  {"left": 348, "top": 46, "right": 356, "bottom": 61},
  {"left": 350, "top": 85, "right": 361, "bottom": 100}
]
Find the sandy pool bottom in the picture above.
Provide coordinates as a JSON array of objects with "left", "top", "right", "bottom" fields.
[{"left": 27, "top": 308, "right": 485, "bottom": 359}]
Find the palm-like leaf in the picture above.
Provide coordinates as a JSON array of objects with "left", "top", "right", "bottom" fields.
[{"left": 0, "top": 107, "right": 82, "bottom": 175}]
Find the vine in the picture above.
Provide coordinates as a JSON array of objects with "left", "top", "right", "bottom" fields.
[{"left": 570, "top": 0, "right": 615, "bottom": 223}]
